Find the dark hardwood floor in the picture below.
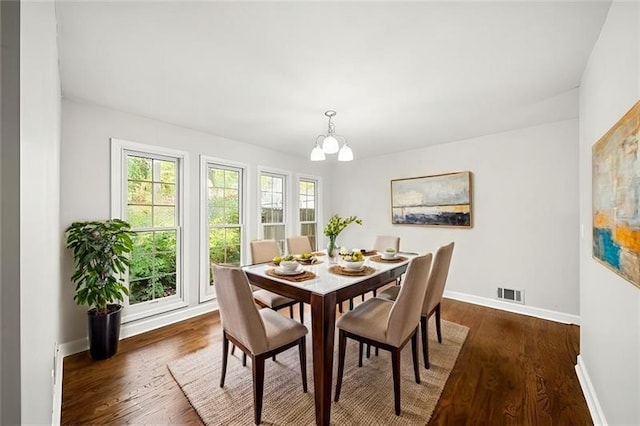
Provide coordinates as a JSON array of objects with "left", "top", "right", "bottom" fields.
[{"left": 61, "top": 298, "right": 592, "bottom": 425}]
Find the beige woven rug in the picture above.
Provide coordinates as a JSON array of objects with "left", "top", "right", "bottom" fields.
[{"left": 168, "top": 319, "right": 468, "bottom": 425}]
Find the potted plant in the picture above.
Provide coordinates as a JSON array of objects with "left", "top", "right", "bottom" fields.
[{"left": 65, "top": 219, "right": 133, "bottom": 360}]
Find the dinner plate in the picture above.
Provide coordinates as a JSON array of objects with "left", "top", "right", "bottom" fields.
[{"left": 275, "top": 266, "right": 304, "bottom": 276}]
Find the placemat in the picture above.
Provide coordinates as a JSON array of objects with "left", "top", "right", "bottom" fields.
[
  {"left": 369, "top": 255, "right": 408, "bottom": 263},
  {"left": 328, "top": 265, "right": 376, "bottom": 276},
  {"left": 361, "top": 250, "right": 378, "bottom": 256},
  {"left": 265, "top": 269, "right": 316, "bottom": 282}
]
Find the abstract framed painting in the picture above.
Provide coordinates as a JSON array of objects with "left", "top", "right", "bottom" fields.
[
  {"left": 592, "top": 100, "right": 640, "bottom": 289},
  {"left": 391, "top": 171, "right": 472, "bottom": 227}
]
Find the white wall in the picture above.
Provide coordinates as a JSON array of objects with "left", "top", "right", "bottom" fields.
[
  {"left": 60, "top": 99, "right": 332, "bottom": 343},
  {"left": 20, "top": 1, "right": 62, "bottom": 424},
  {"left": 578, "top": 1, "right": 640, "bottom": 424},
  {"left": 330, "top": 119, "right": 580, "bottom": 317}
]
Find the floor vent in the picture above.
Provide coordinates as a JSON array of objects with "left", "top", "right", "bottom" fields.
[{"left": 497, "top": 287, "right": 524, "bottom": 304}]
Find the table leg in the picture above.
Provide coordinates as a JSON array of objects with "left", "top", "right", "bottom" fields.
[{"left": 310, "top": 292, "right": 337, "bottom": 426}]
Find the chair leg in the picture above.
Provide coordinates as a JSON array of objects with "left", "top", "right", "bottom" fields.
[
  {"left": 299, "top": 302, "right": 304, "bottom": 324},
  {"left": 375, "top": 346, "right": 379, "bottom": 357},
  {"left": 366, "top": 343, "right": 371, "bottom": 358},
  {"left": 298, "top": 337, "right": 308, "bottom": 393},
  {"left": 338, "top": 302, "right": 343, "bottom": 313},
  {"left": 272, "top": 354, "right": 276, "bottom": 362},
  {"left": 334, "top": 330, "right": 347, "bottom": 402},
  {"left": 243, "top": 352, "right": 247, "bottom": 367},
  {"left": 391, "top": 348, "right": 401, "bottom": 416},
  {"left": 252, "top": 355, "right": 265, "bottom": 425},
  {"left": 349, "top": 298, "right": 354, "bottom": 310},
  {"left": 358, "top": 342, "right": 363, "bottom": 367},
  {"left": 435, "top": 303, "right": 442, "bottom": 343},
  {"left": 220, "top": 332, "right": 229, "bottom": 387},
  {"left": 411, "top": 330, "right": 420, "bottom": 384},
  {"left": 231, "top": 344, "right": 236, "bottom": 356},
  {"left": 421, "top": 315, "right": 430, "bottom": 369},
  {"left": 289, "top": 305, "right": 294, "bottom": 319},
  {"left": 373, "top": 288, "right": 377, "bottom": 297}
]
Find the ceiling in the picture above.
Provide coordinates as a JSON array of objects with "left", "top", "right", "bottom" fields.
[{"left": 55, "top": 1, "right": 611, "bottom": 161}]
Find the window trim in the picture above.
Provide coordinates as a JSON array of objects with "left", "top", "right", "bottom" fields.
[
  {"left": 199, "top": 155, "right": 249, "bottom": 302},
  {"left": 296, "top": 173, "right": 323, "bottom": 251},
  {"left": 110, "top": 138, "right": 190, "bottom": 323},
  {"left": 257, "top": 166, "right": 292, "bottom": 252}
]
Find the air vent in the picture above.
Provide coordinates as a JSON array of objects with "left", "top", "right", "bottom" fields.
[{"left": 497, "top": 287, "right": 524, "bottom": 304}]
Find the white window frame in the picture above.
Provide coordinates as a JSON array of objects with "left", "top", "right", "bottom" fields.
[
  {"left": 296, "top": 174, "right": 322, "bottom": 251},
  {"left": 199, "top": 156, "right": 249, "bottom": 302},
  {"left": 111, "top": 138, "right": 189, "bottom": 323},
  {"left": 257, "top": 167, "right": 292, "bottom": 254}
]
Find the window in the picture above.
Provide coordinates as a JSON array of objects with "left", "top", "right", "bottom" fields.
[
  {"left": 201, "top": 158, "right": 245, "bottom": 301},
  {"left": 299, "top": 178, "right": 318, "bottom": 250},
  {"left": 260, "top": 171, "right": 287, "bottom": 253},
  {"left": 111, "top": 139, "right": 188, "bottom": 321}
]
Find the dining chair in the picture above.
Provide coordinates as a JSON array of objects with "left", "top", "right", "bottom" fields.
[
  {"left": 377, "top": 241, "right": 455, "bottom": 369},
  {"left": 334, "top": 253, "right": 433, "bottom": 416},
  {"left": 250, "top": 239, "right": 305, "bottom": 325},
  {"left": 213, "top": 264, "right": 308, "bottom": 425},
  {"left": 286, "top": 235, "right": 313, "bottom": 255}
]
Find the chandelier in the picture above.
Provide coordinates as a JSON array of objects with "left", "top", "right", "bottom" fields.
[{"left": 310, "top": 110, "right": 353, "bottom": 162}]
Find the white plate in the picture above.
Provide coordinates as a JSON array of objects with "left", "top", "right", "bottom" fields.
[{"left": 275, "top": 265, "right": 304, "bottom": 276}]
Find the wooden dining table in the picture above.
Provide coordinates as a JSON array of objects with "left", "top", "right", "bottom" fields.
[{"left": 243, "top": 252, "right": 415, "bottom": 426}]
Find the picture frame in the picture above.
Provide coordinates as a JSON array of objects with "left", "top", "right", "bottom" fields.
[
  {"left": 592, "top": 100, "right": 640, "bottom": 289},
  {"left": 391, "top": 171, "right": 472, "bottom": 227}
]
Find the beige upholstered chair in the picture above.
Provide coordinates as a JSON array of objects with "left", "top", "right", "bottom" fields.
[
  {"left": 214, "top": 264, "right": 308, "bottom": 425},
  {"left": 373, "top": 235, "right": 400, "bottom": 253},
  {"left": 334, "top": 253, "right": 433, "bottom": 416},
  {"left": 378, "top": 241, "right": 455, "bottom": 369},
  {"left": 250, "top": 239, "right": 304, "bottom": 324},
  {"left": 286, "top": 235, "right": 313, "bottom": 255}
]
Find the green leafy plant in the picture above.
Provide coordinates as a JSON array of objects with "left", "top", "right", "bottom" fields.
[
  {"left": 323, "top": 214, "right": 363, "bottom": 238},
  {"left": 65, "top": 219, "right": 133, "bottom": 315}
]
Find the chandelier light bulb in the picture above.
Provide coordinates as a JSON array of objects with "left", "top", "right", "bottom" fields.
[
  {"left": 322, "top": 135, "right": 339, "bottom": 154},
  {"left": 338, "top": 143, "right": 353, "bottom": 162},
  {"left": 310, "top": 143, "right": 326, "bottom": 161}
]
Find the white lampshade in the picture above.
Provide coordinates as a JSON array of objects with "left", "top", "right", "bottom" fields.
[
  {"left": 322, "top": 135, "right": 340, "bottom": 154},
  {"left": 310, "top": 144, "right": 326, "bottom": 161},
  {"left": 338, "top": 143, "right": 353, "bottom": 162}
]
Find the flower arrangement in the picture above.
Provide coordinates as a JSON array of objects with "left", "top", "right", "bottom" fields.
[{"left": 324, "top": 214, "right": 363, "bottom": 258}]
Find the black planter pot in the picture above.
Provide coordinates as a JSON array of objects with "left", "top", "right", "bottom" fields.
[{"left": 87, "top": 304, "right": 123, "bottom": 360}]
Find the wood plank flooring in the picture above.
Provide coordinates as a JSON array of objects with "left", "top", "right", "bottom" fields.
[{"left": 61, "top": 298, "right": 592, "bottom": 425}]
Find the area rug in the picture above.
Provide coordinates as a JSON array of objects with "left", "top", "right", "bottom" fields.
[{"left": 168, "top": 319, "right": 468, "bottom": 425}]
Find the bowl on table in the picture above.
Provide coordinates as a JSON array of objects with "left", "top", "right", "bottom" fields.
[
  {"left": 279, "top": 260, "right": 299, "bottom": 272},
  {"left": 342, "top": 259, "right": 365, "bottom": 270},
  {"left": 380, "top": 249, "right": 397, "bottom": 260}
]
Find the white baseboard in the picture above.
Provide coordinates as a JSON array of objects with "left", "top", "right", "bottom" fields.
[
  {"left": 120, "top": 301, "right": 218, "bottom": 340},
  {"left": 51, "top": 343, "right": 62, "bottom": 425},
  {"left": 444, "top": 290, "right": 580, "bottom": 325},
  {"left": 575, "top": 355, "right": 607, "bottom": 425}
]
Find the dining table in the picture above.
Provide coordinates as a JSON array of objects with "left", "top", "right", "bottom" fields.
[{"left": 243, "top": 251, "right": 416, "bottom": 426}]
